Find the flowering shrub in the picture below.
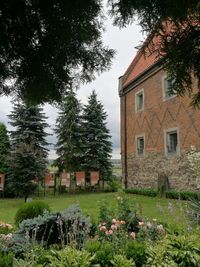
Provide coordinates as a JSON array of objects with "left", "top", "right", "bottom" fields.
[
  {"left": 98, "top": 195, "right": 141, "bottom": 235},
  {"left": 187, "top": 146, "right": 200, "bottom": 189},
  {"left": 137, "top": 219, "right": 166, "bottom": 242}
]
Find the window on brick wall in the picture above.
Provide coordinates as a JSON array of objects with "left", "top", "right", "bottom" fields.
[
  {"left": 165, "top": 128, "right": 180, "bottom": 156},
  {"left": 163, "top": 75, "right": 176, "bottom": 100},
  {"left": 135, "top": 89, "right": 144, "bottom": 111},
  {"left": 136, "top": 135, "right": 145, "bottom": 156}
]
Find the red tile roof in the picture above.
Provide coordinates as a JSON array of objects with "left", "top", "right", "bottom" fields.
[{"left": 122, "top": 35, "right": 162, "bottom": 87}]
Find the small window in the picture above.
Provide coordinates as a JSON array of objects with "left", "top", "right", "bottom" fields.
[
  {"left": 166, "top": 130, "right": 179, "bottom": 155},
  {"left": 163, "top": 76, "right": 176, "bottom": 100},
  {"left": 136, "top": 136, "right": 145, "bottom": 156},
  {"left": 135, "top": 89, "right": 144, "bottom": 111}
]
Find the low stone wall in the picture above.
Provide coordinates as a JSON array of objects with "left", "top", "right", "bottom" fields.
[{"left": 124, "top": 152, "right": 200, "bottom": 192}]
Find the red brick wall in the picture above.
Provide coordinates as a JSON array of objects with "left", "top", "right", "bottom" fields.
[{"left": 121, "top": 69, "right": 200, "bottom": 158}]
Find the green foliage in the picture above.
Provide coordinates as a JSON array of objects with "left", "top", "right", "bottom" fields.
[
  {"left": 126, "top": 241, "right": 147, "bottom": 267},
  {"left": 166, "top": 191, "right": 200, "bottom": 201},
  {"left": 85, "top": 239, "right": 114, "bottom": 267},
  {"left": 109, "top": 0, "right": 200, "bottom": 106},
  {"left": 188, "top": 199, "right": 200, "bottom": 224},
  {"left": 125, "top": 188, "right": 200, "bottom": 201},
  {"left": 98, "top": 200, "right": 113, "bottom": 223},
  {"left": 8, "top": 102, "right": 49, "bottom": 200},
  {"left": 106, "top": 177, "right": 122, "bottom": 192},
  {"left": 47, "top": 246, "right": 96, "bottom": 267},
  {"left": 0, "top": 1, "right": 114, "bottom": 103},
  {"left": 82, "top": 91, "right": 113, "bottom": 181},
  {"left": 55, "top": 89, "right": 84, "bottom": 172},
  {"left": 15, "top": 201, "right": 51, "bottom": 226},
  {"left": 12, "top": 246, "right": 96, "bottom": 267},
  {"left": 124, "top": 188, "right": 158, "bottom": 197},
  {"left": 167, "top": 235, "right": 200, "bottom": 267},
  {"left": 0, "top": 251, "right": 13, "bottom": 267},
  {"left": 111, "top": 254, "right": 135, "bottom": 267},
  {"left": 13, "top": 204, "right": 91, "bottom": 251},
  {"left": 0, "top": 123, "right": 10, "bottom": 174},
  {"left": 144, "top": 235, "right": 200, "bottom": 267}
]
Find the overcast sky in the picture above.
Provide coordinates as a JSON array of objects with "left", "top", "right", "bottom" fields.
[{"left": 0, "top": 13, "right": 145, "bottom": 160}]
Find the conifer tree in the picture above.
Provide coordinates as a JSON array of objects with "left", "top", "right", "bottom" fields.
[
  {"left": 8, "top": 102, "right": 49, "bottom": 201},
  {"left": 0, "top": 123, "right": 10, "bottom": 174},
  {"left": 55, "top": 90, "right": 84, "bottom": 172},
  {"left": 82, "top": 91, "right": 112, "bottom": 181}
]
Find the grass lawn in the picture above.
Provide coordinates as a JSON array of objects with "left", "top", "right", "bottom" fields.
[{"left": 0, "top": 192, "right": 189, "bottom": 229}]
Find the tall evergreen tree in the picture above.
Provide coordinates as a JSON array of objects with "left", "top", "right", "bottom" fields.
[
  {"left": 0, "top": 123, "right": 10, "bottom": 174},
  {"left": 55, "top": 90, "right": 84, "bottom": 172},
  {"left": 8, "top": 102, "right": 49, "bottom": 201},
  {"left": 82, "top": 90, "right": 112, "bottom": 181}
]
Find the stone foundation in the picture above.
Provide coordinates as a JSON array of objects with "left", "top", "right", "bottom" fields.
[{"left": 123, "top": 152, "right": 200, "bottom": 191}]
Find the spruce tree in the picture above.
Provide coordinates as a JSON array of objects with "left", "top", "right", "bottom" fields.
[
  {"left": 82, "top": 90, "right": 112, "bottom": 181},
  {"left": 0, "top": 123, "right": 10, "bottom": 174},
  {"left": 55, "top": 90, "right": 84, "bottom": 172},
  {"left": 8, "top": 102, "right": 49, "bottom": 201}
]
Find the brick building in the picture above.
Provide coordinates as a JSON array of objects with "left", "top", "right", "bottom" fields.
[{"left": 119, "top": 41, "right": 200, "bottom": 191}]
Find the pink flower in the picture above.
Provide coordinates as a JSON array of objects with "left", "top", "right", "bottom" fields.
[
  {"left": 100, "top": 226, "right": 107, "bottom": 232},
  {"left": 111, "top": 224, "right": 118, "bottom": 231},
  {"left": 120, "top": 220, "right": 126, "bottom": 225},
  {"left": 108, "top": 230, "right": 113, "bottom": 235},
  {"left": 130, "top": 232, "right": 136, "bottom": 240},
  {"left": 105, "top": 229, "right": 113, "bottom": 235}
]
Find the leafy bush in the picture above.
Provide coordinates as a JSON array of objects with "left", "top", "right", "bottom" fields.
[
  {"left": 167, "top": 235, "right": 200, "bottom": 267},
  {"left": 137, "top": 220, "right": 166, "bottom": 242},
  {"left": 126, "top": 241, "right": 147, "bottom": 267},
  {"left": 111, "top": 254, "right": 135, "bottom": 267},
  {"left": 98, "top": 196, "right": 141, "bottom": 234},
  {"left": 124, "top": 188, "right": 158, "bottom": 197},
  {"left": 0, "top": 252, "right": 14, "bottom": 267},
  {"left": 15, "top": 201, "right": 51, "bottom": 226},
  {"left": 85, "top": 239, "right": 114, "bottom": 267},
  {"left": 144, "top": 235, "right": 200, "bottom": 267},
  {"left": 106, "top": 177, "right": 122, "bottom": 192},
  {"left": 12, "top": 204, "right": 91, "bottom": 251},
  {"left": 12, "top": 246, "right": 96, "bottom": 267},
  {"left": 188, "top": 199, "right": 200, "bottom": 224},
  {"left": 43, "top": 246, "right": 96, "bottom": 267},
  {"left": 166, "top": 191, "right": 200, "bottom": 201}
]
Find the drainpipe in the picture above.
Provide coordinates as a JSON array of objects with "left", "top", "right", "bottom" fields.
[
  {"left": 124, "top": 94, "right": 128, "bottom": 189},
  {"left": 118, "top": 76, "right": 128, "bottom": 189}
]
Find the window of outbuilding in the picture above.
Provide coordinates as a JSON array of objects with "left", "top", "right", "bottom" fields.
[
  {"left": 136, "top": 135, "right": 145, "bottom": 156},
  {"left": 135, "top": 89, "right": 144, "bottom": 111}
]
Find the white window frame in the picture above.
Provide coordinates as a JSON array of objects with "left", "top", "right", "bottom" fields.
[
  {"left": 135, "top": 88, "right": 144, "bottom": 112},
  {"left": 164, "top": 127, "right": 180, "bottom": 156},
  {"left": 136, "top": 134, "right": 145, "bottom": 157},
  {"left": 162, "top": 74, "right": 176, "bottom": 101}
]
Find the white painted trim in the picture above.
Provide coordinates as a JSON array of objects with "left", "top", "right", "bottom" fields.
[
  {"left": 135, "top": 134, "right": 145, "bottom": 157},
  {"left": 162, "top": 74, "right": 176, "bottom": 101},
  {"left": 164, "top": 127, "right": 180, "bottom": 157},
  {"left": 135, "top": 88, "right": 144, "bottom": 112}
]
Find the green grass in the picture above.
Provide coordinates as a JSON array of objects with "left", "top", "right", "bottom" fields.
[{"left": 0, "top": 192, "right": 189, "bottom": 229}]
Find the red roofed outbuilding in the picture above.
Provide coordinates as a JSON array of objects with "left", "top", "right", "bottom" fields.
[{"left": 119, "top": 36, "right": 200, "bottom": 191}]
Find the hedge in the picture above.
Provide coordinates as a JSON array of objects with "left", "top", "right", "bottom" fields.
[{"left": 124, "top": 188, "right": 200, "bottom": 201}]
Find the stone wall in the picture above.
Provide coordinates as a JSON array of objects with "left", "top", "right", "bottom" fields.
[{"left": 125, "top": 151, "right": 200, "bottom": 191}]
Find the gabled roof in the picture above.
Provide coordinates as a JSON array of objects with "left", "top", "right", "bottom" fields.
[{"left": 122, "top": 35, "right": 162, "bottom": 87}]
